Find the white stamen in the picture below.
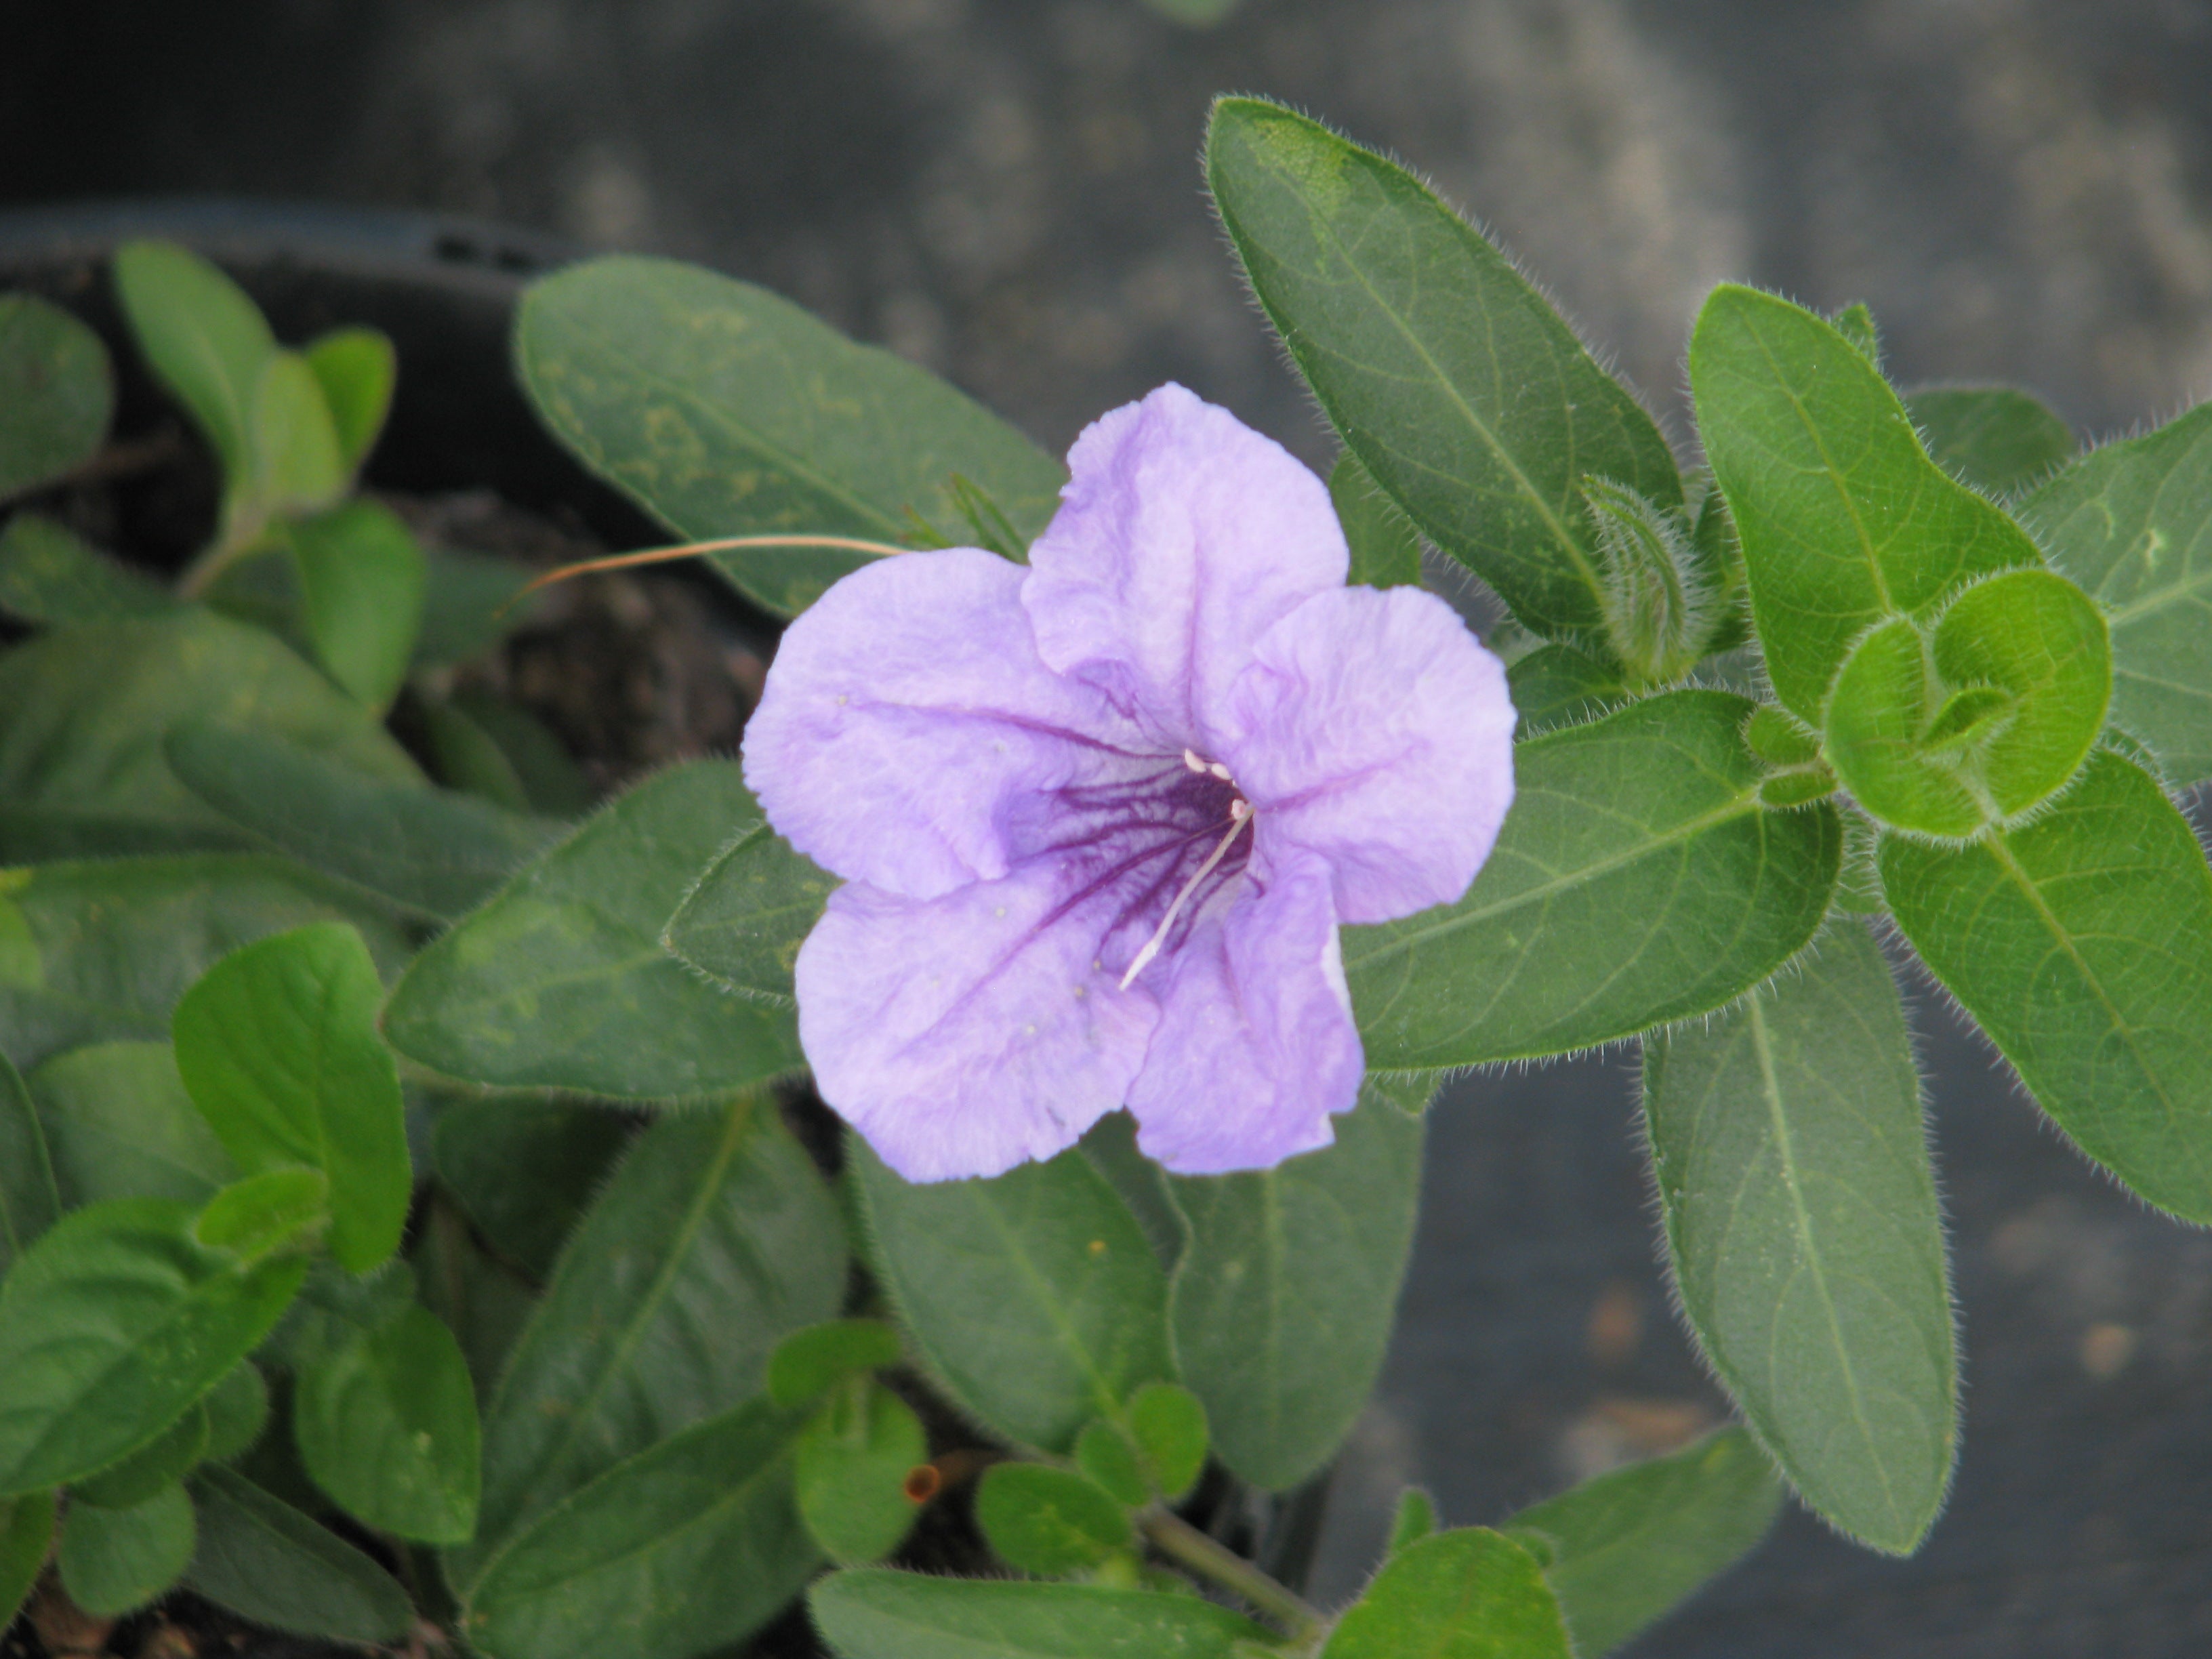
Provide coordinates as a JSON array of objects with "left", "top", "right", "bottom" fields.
[
  {"left": 1183, "top": 748, "right": 1209, "bottom": 773},
  {"left": 1118, "top": 800, "right": 1253, "bottom": 990}
]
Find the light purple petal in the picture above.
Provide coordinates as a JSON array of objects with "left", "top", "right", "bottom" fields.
[
  {"left": 745, "top": 548, "right": 1148, "bottom": 899},
  {"left": 1222, "top": 584, "right": 1516, "bottom": 925},
  {"left": 795, "top": 861, "right": 1158, "bottom": 1182},
  {"left": 1126, "top": 848, "right": 1364, "bottom": 1174},
  {"left": 1022, "top": 384, "right": 1349, "bottom": 753}
]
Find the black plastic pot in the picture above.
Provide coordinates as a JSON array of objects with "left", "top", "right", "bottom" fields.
[{"left": 0, "top": 195, "right": 1328, "bottom": 1656}]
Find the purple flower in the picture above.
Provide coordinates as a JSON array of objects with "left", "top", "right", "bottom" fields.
[{"left": 743, "top": 385, "right": 1515, "bottom": 1181}]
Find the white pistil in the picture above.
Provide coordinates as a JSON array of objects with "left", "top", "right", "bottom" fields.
[{"left": 1119, "top": 798, "right": 1252, "bottom": 990}]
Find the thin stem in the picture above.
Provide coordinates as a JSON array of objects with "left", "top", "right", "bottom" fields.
[
  {"left": 1138, "top": 1509, "right": 1327, "bottom": 1644},
  {"left": 505, "top": 532, "right": 912, "bottom": 610}
]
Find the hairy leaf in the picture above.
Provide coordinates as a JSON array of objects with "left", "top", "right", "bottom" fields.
[
  {"left": 57, "top": 1483, "right": 195, "bottom": 1616},
  {"left": 295, "top": 1303, "right": 480, "bottom": 1543},
  {"left": 810, "top": 1569, "right": 1272, "bottom": 1659},
  {"left": 1322, "top": 1528, "right": 1572, "bottom": 1659},
  {"left": 795, "top": 1378, "right": 927, "bottom": 1566},
  {"left": 1904, "top": 385, "right": 2072, "bottom": 498},
  {"left": 186, "top": 1462, "right": 414, "bottom": 1641},
  {"left": 975, "top": 1462, "right": 1131, "bottom": 1575},
  {"left": 661, "top": 817, "right": 834, "bottom": 1006}
]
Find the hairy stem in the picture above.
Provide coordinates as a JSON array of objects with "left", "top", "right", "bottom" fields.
[{"left": 1137, "top": 1508, "right": 1327, "bottom": 1644}]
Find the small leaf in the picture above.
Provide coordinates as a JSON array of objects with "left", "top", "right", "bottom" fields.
[
  {"left": 173, "top": 922, "right": 410, "bottom": 1274},
  {"left": 0, "top": 293, "right": 112, "bottom": 501},
  {"left": 451, "top": 1094, "right": 844, "bottom": 1591},
  {"left": 430, "top": 1098, "right": 630, "bottom": 1279},
  {"left": 1505, "top": 642, "right": 1628, "bottom": 737},
  {"left": 30, "top": 1041, "right": 235, "bottom": 1208},
  {"left": 411, "top": 1215, "right": 533, "bottom": 1408},
  {"left": 2021, "top": 399, "right": 2212, "bottom": 784},
  {"left": 1207, "top": 97, "right": 1680, "bottom": 644},
  {"left": 1346, "top": 691, "right": 1841, "bottom": 1067},
  {"left": 459, "top": 1399, "right": 819, "bottom": 1659},
  {"left": 1905, "top": 385, "right": 2073, "bottom": 497},
  {"left": 246, "top": 351, "right": 348, "bottom": 531},
  {"left": 0, "top": 1492, "right": 56, "bottom": 1631},
  {"left": 200, "top": 1364, "right": 270, "bottom": 1463},
  {"left": 661, "top": 817, "right": 836, "bottom": 1006},
  {"left": 1074, "top": 1421, "right": 1149, "bottom": 1509},
  {"left": 810, "top": 1568, "right": 1272, "bottom": 1659},
  {"left": 1584, "top": 476, "right": 1715, "bottom": 685},
  {"left": 0, "top": 1048, "right": 61, "bottom": 1275},
  {"left": 384, "top": 762, "right": 804, "bottom": 1100},
  {"left": 295, "top": 1303, "right": 480, "bottom": 1544},
  {"left": 514, "top": 256, "right": 1065, "bottom": 618},
  {"left": 112, "top": 241, "right": 276, "bottom": 492},
  {"left": 1688, "top": 285, "right": 2041, "bottom": 724},
  {"left": 186, "top": 1462, "right": 414, "bottom": 1642},
  {"left": 0, "top": 515, "right": 173, "bottom": 626},
  {"left": 57, "top": 1483, "right": 196, "bottom": 1617},
  {"left": 258, "top": 1257, "right": 416, "bottom": 1374},
  {"left": 795, "top": 1378, "right": 928, "bottom": 1566},
  {"left": 853, "top": 1139, "right": 1171, "bottom": 1454},
  {"left": 976, "top": 1463, "right": 1132, "bottom": 1576},
  {"left": 1387, "top": 1488, "right": 1437, "bottom": 1557},
  {"left": 0, "top": 610, "right": 420, "bottom": 842},
  {"left": 1646, "top": 926, "right": 1954, "bottom": 1553},
  {"left": 1502, "top": 1428, "right": 1783, "bottom": 1655},
  {"left": 766, "top": 1319, "right": 906, "bottom": 1410},
  {"left": 1883, "top": 749, "right": 2212, "bottom": 1221},
  {"left": 167, "top": 721, "right": 565, "bottom": 923},
  {"left": 1125, "top": 1382, "right": 1208, "bottom": 1502},
  {"left": 0, "top": 853, "right": 411, "bottom": 1076},
  {"left": 282, "top": 500, "right": 428, "bottom": 712},
  {"left": 413, "top": 547, "right": 541, "bottom": 670},
  {"left": 304, "top": 328, "right": 396, "bottom": 474},
  {"left": 194, "top": 1168, "right": 331, "bottom": 1267},
  {"left": 1167, "top": 1084, "right": 1420, "bottom": 1490},
  {"left": 1330, "top": 453, "right": 1422, "bottom": 590},
  {"left": 75, "top": 1404, "right": 210, "bottom": 1509},
  {"left": 1320, "top": 1528, "right": 1572, "bottom": 1659},
  {"left": 0, "top": 1198, "right": 308, "bottom": 1496}
]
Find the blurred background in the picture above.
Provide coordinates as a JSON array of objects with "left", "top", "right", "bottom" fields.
[{"left": 7, "top": 1, "right": 2212, "bottom": 1652}]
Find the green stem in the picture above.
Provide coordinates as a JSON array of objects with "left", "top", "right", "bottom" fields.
[{"left": 1137, "top": 1508, "right": 1327, "bottom": 1645}]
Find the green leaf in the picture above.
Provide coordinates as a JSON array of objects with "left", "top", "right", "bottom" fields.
[
  {"left": 1076, "top": 1112, "right": 1185, "bottom": 1273},
  {"left": 1125, "top": 1382, "right": 1208, "bottom": 1503},
  {"left": 294, "top": 1303, "right": 480, "bottom": 1544},
  {"left": 0, "top": 1197, "right": 308, "bottom": 1495},
  {"left": 514, "top": 255, "right": 1065, "bottom": 617},
  {"left": 113, "top": 241, "right": 276, "bottom": 493},
  {"left": 1207, "top": 97, "right": 1680, "bottom": 644},
  {"left": 75, "top": 1403, "right": 210, "bottom": 1509},
  {"left": 200, "top": 1363, "right": 270, "bottom": 1463},
  {"left": 1073, "top": 1420, "right": 1149, "bottom": 1509},
  {"left": 976, "top": 1462, "right": 1131, "bottom": 1576},
  {"left": 413, "top": 1210, "right": 534, "bottom": 1408},
  {"left": 811, "top": 1569, "right": 1273, "bottom": 1659},
  {"left": 1323, "top": 1528, "right": 1572, "bottom": 1659},
  {"left": 661, "top": 819, "right": 835, "bottom": 1006},
  {"left": 1387, "top": 1488, "right": 1437, "bottom": 1557},
  {"left": 0, "top": 610, "right": 420, "bottom": 840},
  {"left": 1502, "top": 1428, "right": 1783, "bottom": 1655},
  {"left": 1687, "top": 285, "right": 2041, "bottom": 724},
  {"left": 413, "top": 547, "right": 541, "bottom": 671},
  {"left": 0, "top": 514, "right": 173, "bottom": 626},
  {"left": 0, "top": 1048, "right": 60, "bottom": 1275},
  {"left": 1905, "top": 386, "right": 2073, "bottom": 498},
  {"left": 383, "top": 761, "right": 804, "bottom": 1100},
  {"left": 186, "top": 1462, "right": 413, "bottom": 1641},
  {"left": 304, "top": 327, "right": 396, "bottom": 474},
  {"left": 766, "top": 1319, "right": 906, "bottom": 1410},
  {"left": 2022, "top": 400, "right": 2212, "bottom": 784},
  {"left": 853, "top": 1140, "right": 1171, "bottom": 1454},
  {"left": 430, "top": 1098, "right": 630, "bottom": 1280},
  {"left": 1506, "top": 642, "right": 1629, "bottom": 737},
  {"left": 29, "top": 1041, "right": 235, "bottom": 1208},
  {"left": 451, "top": 1094, "right": 844, "bottom": 1590},
  {"left": 173, "top": 922, "right": 410, "bottom": 1275},
  {"left": 57, "top": 1482, "right": 195, "bottom": 1616},
  {"left": 246, "top": 351, "right": 348, "bottom": 531},
  {"left": 796, "top": 1377, "right": 927, "bottom": 1566},
  {"left": 0, "top": 1491, "right": 56, "bottom": 1631},
  {"left": 0, "top": 294, "right": 112, "bottom": 501},
  {"left": 167, "top": 721, "right": 564, "bottom": 923},
  {"left": 193, "top": 1168, "right": 331, "bottom": 1267},
  {"left": 1883, "top": 748, "right": 2212, "bottom": 1221},
  {"left": 1331, "top": 453, "right": 1422, "bottom": 589},
  {"left": 1166, "top": 1082, "right": 1422, "bottom": 1490},
  {"left": 1346, "top": 691, "right": 1842, "bottom": 1067},
  {"left": 1823, "top": 569, "right": 2110, "bottom": 836},
  {"left": 281, "top": 501, "right": 428, "bottom": 712},
  {"left": 459, "top": 1399, "right": 819, "bottom": 1659},
  {"left": 0, "top": 854, "right": 410, "bottom": 1075},
  {"left": 1645, "top": 926, "right": 1953, "bottom": 1553},
  {"left": 258, "top": 1257, "right": 415, "bottom": 1374}
]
